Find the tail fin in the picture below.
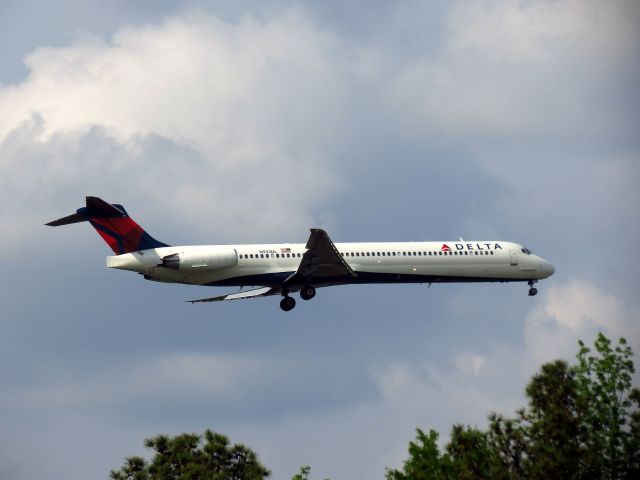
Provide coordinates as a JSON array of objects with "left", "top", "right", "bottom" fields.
[{"left": 46, "top": 196, "right": 169, "bottom": 254}]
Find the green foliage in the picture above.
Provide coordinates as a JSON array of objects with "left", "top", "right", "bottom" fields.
[
  {"left": 386, "top": 426, "right": 504, "bottom": 480},
  {"left": 386, "top": 429, "right": 453, "bottom": 480},
  {"left": 487, "top": 360, "right": 586, "bottom": 479},
  {"left": 388, "top": 333, "right": 640, "bottom": 480},
  {"left": 109, "top": 429, "right": 270, "bottom": 480},
  {"left": 291, "top": 465, "right": 311, "bottom": 480},
  {"left": 575, "top": 333, "right": 640, "bottom": 479},
  {"left": 291, "top": 465, "right": 329, "bottom": 480},
  {"left": 446, "top": 424, "right": 504, "bottom": 480}
]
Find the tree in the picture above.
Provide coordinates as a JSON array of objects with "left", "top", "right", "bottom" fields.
[
  {"left": 386, "top": 428, "right": 454, "bottom": 480},
  {"left": 388, "top": 334, "right": 640, "bottom": 480},
  {"left": 575, "top": 333, "right": 640, "bottom": 479},
  {"left": 109, "top": 429, "right": 270, "bottom": 480},
  {"left": 291, "top": 465, "right": 312, "bottom": 480},
  {"left": 291, "top": 465, "right": 330, "bottom": 480},
  {"left": 446, "top": 424, "right": 505, "bottom": 480},
  {"left": 386, "top": 426, "right": 504, "bottom": 480},
  {"left": 488, "top": 360, "right": 586, "bottom": 479}
]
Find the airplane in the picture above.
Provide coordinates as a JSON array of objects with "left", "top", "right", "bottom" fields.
[{"left": 47, "top": 196, "right": 555, "bottom": 311}]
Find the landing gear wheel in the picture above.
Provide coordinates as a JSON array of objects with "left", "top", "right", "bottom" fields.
[
  {"left": 528, "top": 287, "right": 538, "bottom": 296},
  {"left": 300, "top": 285, "right": 316, "bottom": 301},
  {"left": 280, "top": 296, "right": 296, "bottom": 311}
]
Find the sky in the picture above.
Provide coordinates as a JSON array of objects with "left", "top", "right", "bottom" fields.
[{"left": 1, "top": 1, "right": 639, "bottom": 479}]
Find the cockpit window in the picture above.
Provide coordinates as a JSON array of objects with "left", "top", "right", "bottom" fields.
[{"left": 521, "top": 247, "right": 532, "bottom": 255}]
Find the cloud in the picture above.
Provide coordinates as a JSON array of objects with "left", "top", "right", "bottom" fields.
[
  {"left": 387, "top": 0, "right": 640, "bottom": 140},
  {"left": 525, "top": 279, "right": 640, "bottom": 366},
  {"left": 3, "top": 2, "right": 637, "bottom": 250},
  {"left": 369, "top": 277, "right": 640, "bottom": 471},
  {"left": 1, "top": 3, "right": 639, "bottom": 480},
  {"left": 0, "top": 10, "right": 353, "bottom": 247},
  {"left": 3, "top": 349, "right": 377, "bottom": 424},
  {"left": 0, "top": 10, "right": 349, "bottom": 145}
]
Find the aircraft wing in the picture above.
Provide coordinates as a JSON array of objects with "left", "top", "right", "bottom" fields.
[
  {"left": 187, "top": 286, "right": 280, "bottom": 303},
  {"left": 285, "top": 228, "right": 356, "bottom": 285}
]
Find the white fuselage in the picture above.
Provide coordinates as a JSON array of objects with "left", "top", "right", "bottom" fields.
[{"left": 106, "top": 240, "right": 555, "bottom": 288}]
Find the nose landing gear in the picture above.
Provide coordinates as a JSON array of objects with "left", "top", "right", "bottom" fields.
[{"left": 528, "top": 280, "right": 538, "bottom": 296}]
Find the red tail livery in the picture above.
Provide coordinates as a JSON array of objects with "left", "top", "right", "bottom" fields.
[{"left": 46, "top": 196, "right": 168, "bottom": 254}]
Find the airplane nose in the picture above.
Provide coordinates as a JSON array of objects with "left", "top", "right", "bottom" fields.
[{"left": 539, "top": 260, "right": 555, "bottom": 278}]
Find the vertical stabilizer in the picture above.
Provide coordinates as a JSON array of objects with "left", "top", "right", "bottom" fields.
[{"left": 46, "top": 196, "right": 169, "bottom": 254}]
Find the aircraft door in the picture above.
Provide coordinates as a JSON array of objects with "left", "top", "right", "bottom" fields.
[{"left": 510, "top": 250, "right": 518, "bottom": 266}]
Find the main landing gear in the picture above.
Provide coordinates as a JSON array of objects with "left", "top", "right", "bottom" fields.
[
  {"left": 280, "top": 285, "right": 317, "bottom": 311},
  {"left": 280, "top": 295, "right": 296, "bottom": 311},
  {"left": 300, "top": 285, "right": 316, "bottom": 301},
  {"left": 528, "top": 280, "right": 538, "bottom": 297}
]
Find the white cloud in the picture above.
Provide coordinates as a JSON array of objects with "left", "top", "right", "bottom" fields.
[
  {"left": 368, "top": 277, "right": 640, "bottom": 472},
  {"left": 453, "top": 352, "right": 487, "bottom": 377},
  {"left": 387, "top": 0, "right": 639, "bottom": 139},
  {"left": 0, "top": 11, "right": 349, "bottom": 146},
  {"left": 448, "top": 0, "right": 588, "bottom": 62},
  {"left": 0, "top": 10, "right": 352, "bottom": 247},
  {"left": 525, "top": 279, "right": 640, "bottom": 366},
  {"left": 2, "top": 2, "right": 636, "bottom": 249}
]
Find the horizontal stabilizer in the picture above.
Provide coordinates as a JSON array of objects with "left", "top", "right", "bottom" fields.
[
  {"left": 45, "top": 212, "right": 87, "bottom": 226},
  {"left": 187, "top": 287, "right": 277, "bottom": 303}
]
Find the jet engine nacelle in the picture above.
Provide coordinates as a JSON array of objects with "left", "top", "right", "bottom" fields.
[{"left": 161, "top": 249, "right": 238, "bottom": 271}]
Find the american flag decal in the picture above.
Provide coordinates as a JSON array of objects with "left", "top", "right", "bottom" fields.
[{"left": 280, "top": 247, "right": 291, "bottom": 253}]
